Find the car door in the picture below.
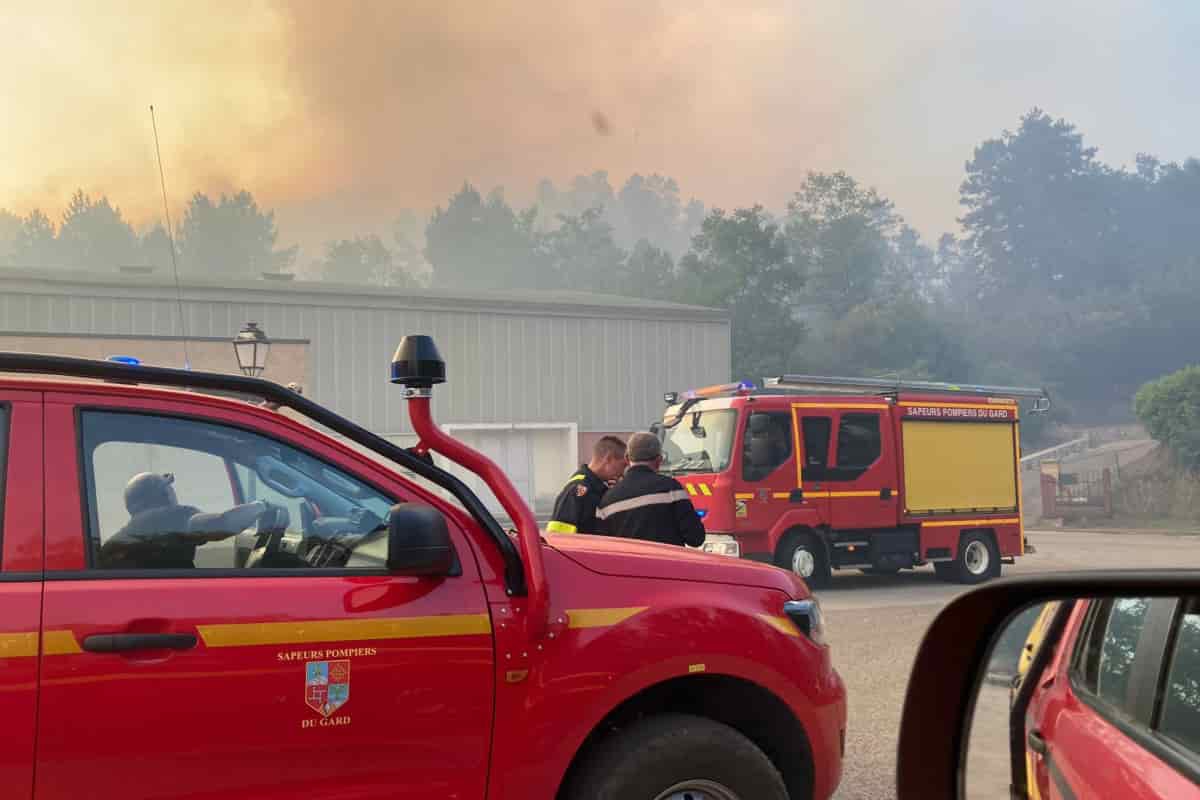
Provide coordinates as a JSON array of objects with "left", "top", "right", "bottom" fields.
[
  {"left": 1028, "top": 597, "right": 1200, "bottom": 800},
  {"left": 0, "top": 390, "right": 42, "bottom": 800},
  {"left": 826, "top": 409, "right": 899, "bottom": 530},
  {"left": 35, "top": 393, "right": 495, "bottom": 800}
]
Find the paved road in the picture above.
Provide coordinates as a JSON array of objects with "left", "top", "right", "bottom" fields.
[{"left": 826, "top": 529, "right": 1200, "bottom": 799}]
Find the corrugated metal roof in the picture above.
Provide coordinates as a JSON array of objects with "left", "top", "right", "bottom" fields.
[{"left": 0, "top": 267, "right": 728, "bottom": 322}]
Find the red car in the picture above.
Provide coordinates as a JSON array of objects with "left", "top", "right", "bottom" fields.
[
  {"left": 0, "top": 337, "right": 845, "bottom": 800},
  {"left": 1020, "top": 596, "right": 1200, "bottom": 798}
]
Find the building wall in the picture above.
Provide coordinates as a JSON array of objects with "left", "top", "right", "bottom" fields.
[
  {"left": 0, "top": 271, "right": 729, "bottom": 436},
  {"left": 0, "top": 270, "right": 731, "bottom": 515}
]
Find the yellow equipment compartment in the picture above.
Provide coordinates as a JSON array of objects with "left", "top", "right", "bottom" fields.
[{"left": 902, "top": 420, "right": 1018, "bottom": 514}]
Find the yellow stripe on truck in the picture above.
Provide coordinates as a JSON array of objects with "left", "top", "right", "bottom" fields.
[
  {"left": 921, "top": 517, "right": 1021, "bottom": 528},
  {"left": 0, "top": 632, "right": 39, "bottom": 658},
  {"left": 699, "top": 484, "right": 712, "bottom": 496},
  {"left": 546, "top": 520, "right": 578, "bottom": 534},
  {"left": 198, "top": 613, "right": 493, "bottom": 648},
  {"left": 42, "top": 630, "right": 83, "bottom": 656},
  {"left": 685, "top": 484, "right": 698, "bottom": 496},
  {"left": 567, "top": 607, "right": 647, "bottom": 629}
]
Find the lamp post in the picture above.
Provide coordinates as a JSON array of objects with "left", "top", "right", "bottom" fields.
[{"left": 233, "top": 322, "right": 271, "bottom": 377}]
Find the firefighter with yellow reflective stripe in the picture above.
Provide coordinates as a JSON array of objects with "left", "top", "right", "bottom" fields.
[
  {"left": 596, "top": 432, "right": 706, "bottom": 547},
  {"left": 547, "top": 436, "right": 627, "bottom": 534}
]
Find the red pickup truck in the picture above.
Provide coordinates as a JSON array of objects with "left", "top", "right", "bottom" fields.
[{"left": 0, "top": 337, "right": 845, "bottom": 800}]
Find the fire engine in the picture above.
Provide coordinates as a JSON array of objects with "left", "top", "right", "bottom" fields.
[
  {"left": 0, "top": 338, "right": 845, "bottom": 800},
  {"left": 657, "top": 375, "right": 1049, "bottom": 587}
]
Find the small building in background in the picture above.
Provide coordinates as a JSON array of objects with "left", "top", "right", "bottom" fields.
[{"left": 0, "top": 267, "right": 730, "bottom": 515}]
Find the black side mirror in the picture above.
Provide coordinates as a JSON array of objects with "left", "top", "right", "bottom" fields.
[{"left": 386, "top": 502, "right": 455, "bottom": 576}]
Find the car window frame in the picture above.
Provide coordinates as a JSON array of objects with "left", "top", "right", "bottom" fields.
[
  {"left": 1065, "top": 597, "right": 1200, "bottom": 784},
  {"left": 72, "top": 405, "right": 422, "bottom": 579},
  {"left": 0, "top": 402, "right": 9, "bottom": 566},
  {"left": 1149, "top": 598, "right": 1200, "bottom": 771}
]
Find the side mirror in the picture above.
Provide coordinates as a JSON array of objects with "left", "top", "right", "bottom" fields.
[
  {"left": 896, "top": 570, "right": 1200, "bottom": 799},
  {"left": 386, "top": 502, "right": 455, "bottom": 576}
]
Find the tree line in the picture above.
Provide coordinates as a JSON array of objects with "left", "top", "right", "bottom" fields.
[{"left": 4, "top": 108, "right": 1200, "bottom": 434}]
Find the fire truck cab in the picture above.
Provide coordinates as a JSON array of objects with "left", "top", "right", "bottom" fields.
[
  {"left": 658, "top": 375, "right": 1048, "bottom": 587},
  {"left": 0, "top": 341, "right": 845, "bottom": 800}
]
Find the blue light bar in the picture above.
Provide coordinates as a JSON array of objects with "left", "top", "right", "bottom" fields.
[
  {"left": 695, "top": 509, "right": 708, "bottom": 519},
  {"left": 106, "top": 355, "right": 141, "bottom": 366}
]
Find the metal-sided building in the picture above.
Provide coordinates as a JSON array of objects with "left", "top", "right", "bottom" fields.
[{"left": 0, "top": 268, "right": 730, "bottom": 513}]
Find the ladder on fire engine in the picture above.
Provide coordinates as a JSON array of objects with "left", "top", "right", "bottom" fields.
[{"left": 763, "top": 374, "right": 1051, "bottom": 412}]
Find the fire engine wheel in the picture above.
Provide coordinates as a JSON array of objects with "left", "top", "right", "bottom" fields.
[
  {"left": 776, "top": 531, "right": 830, "bottom": 589},
  {"left": 941, "top": 531, "right": 1001, "bottom": 584},
  {"left": 564, "top": 713, "right": 788, "bottom": 800}
]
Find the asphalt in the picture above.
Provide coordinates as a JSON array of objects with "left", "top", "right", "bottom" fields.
[{"left": 824, "top": 528, "right": 1200, "bottom": 800}]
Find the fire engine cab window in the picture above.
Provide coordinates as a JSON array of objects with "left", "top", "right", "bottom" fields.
[
  {"left": 1157, "top": 600, "right": 1200, "bottom": 754},
  {"left": 835, "top": 414, "right": 881, "bottom": 470},
  {"left": 742, "top": 412, "right": 792, "bottom": 481},
  {"left": 80, "top": 411, "right": 396, "bottom": 571}
]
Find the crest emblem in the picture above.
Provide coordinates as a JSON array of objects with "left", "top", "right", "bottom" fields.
[
  {"left": 305, "top": 659, "right": 350, "bottom": 718},
  {"left": 575, "top": 483, "right": 589, "bottom": 497}
]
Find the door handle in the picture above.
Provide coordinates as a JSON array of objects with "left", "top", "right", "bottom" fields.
[
  {"left": 82, "top": 633, "right": 198, "bottom": 653},
  {"left": 880, "top": 487, "right": 893, "bottom": 499},
  {"left": 789, "top": 488, "right": 804, "bottom": 503},
  {"left": 1027, "top": 729, "right": 1048, "bottom": 756}
]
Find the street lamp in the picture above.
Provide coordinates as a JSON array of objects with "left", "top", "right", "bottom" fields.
[{"left": 233, "top": 322, "right": 271, "bottom": 377}]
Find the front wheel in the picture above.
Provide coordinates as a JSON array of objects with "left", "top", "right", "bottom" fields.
[
  {"left": 938, "top": 531, "right": 1001, "bottom": 584},
  {"left": 776, "top": 531, "right": 831, "bottom": 589},
  {"left": 564, "top": 713, "right": 788, "bottom": 800}
]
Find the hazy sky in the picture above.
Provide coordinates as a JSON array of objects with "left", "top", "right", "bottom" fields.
[{"left": 2, "top": 0, "right": 1197, "bottom": 259}]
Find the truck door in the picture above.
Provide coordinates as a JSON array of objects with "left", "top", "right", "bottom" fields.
[
  {"left": 826, "top": 409, "right": 899, "bottom": 530},
  {"left": 735, "top": 410, "right": 798, "bottom": 535},
  {"left": 0, "top": 391, "right": 42, "bottom": 800},
  {"left": 36, "top": 397, "right": 495, "bottom": 800},
  {"left": 783, "top": 408, "right": 833, "bottom": 525}
]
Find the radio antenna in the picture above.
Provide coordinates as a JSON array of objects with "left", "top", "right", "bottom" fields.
[{"left": 150, "top": 104, "right": 191, "bottom": 370}]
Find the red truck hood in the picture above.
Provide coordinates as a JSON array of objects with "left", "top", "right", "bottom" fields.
[{"left": 547, "top": 534, "right": 805, "bottom": 596}]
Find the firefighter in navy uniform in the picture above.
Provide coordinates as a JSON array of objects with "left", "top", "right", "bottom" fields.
[
  {"left": 547, "top": 436, "right": 627, "bottom": 534},
  {"left": 596, "top": 432, "right": 706, "bottom": 547}
]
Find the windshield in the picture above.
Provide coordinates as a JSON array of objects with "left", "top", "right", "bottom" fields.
[{"left": 661, "top": 409, "right": 738, "bottom": 475}]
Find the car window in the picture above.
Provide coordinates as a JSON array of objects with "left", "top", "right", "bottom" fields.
[
  {"left": 800, "top": 417, "right": 831, "bottom": 479},
  {"left": 80, "top": 410, "right": 396, "bottom": 571},
  {"left": 1157, "top": 600, "right": 1200, "bottom": 754},
  {"left": 835, "top": 413, "right": 882, "bottom": 470},
  {"left": 1075, "top": 597, "right": 1154, "bottom": 717},
  {"left": 742, "top": 412, "right": 792, "bottom": 481}
]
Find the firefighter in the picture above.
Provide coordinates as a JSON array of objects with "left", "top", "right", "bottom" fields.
[
  {"left": 99, "top": 472, "right": 276, "bottom": 569},
  {"left": 595, "top": 432, "right": 706, "bottom": 547},
  {"left": 546, "top": 436, "right": 627, "bottom": 534}
]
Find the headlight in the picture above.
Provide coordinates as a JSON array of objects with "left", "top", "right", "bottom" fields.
[
  {"left": 701, "top": 534, "right": 740, "bottom": 558},
  {"left": 784, "top": 598, "right": 827, "bottom": 645}
]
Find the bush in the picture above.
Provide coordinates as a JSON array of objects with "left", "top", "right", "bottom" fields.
[{"left": 1134, "top": 366, "right": 1200, "bottom": 471}]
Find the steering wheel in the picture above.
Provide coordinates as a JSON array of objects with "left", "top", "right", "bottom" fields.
[{"left": 253, "top": 502, "right": 291, "bottom": 562}]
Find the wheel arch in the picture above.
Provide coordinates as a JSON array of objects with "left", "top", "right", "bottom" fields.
[{"left": 555, "top": 673, "right": 816, "bottom": 800}]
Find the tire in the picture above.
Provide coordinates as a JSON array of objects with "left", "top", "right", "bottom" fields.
[
  {"left": 565, "top": 713, "right": 788, "bottom": 800},
  {"left": 941, "top": 531, "right": 1001, "bottom": 584},
  {"left": 775, "top": 530, "right": 831, "bottom": 589}
]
